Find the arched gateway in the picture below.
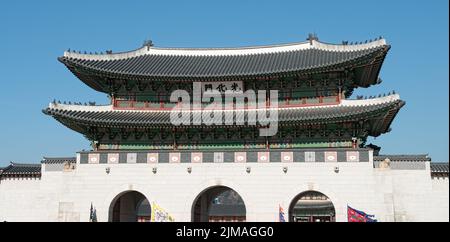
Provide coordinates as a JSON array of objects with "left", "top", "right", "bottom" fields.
[
  {"left": 289, "top": 191, "right": 336, "bottom": 222},
  {"left": 192, "top": 186, "right": 246, "bottom": 222},
  {"left": 109, "top": 191, "right": 151, "bottom": 222}
]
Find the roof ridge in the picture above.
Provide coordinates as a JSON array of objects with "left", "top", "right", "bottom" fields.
[
  {"left": 9, "top": 162, "right": 42, "bottom": 167},
  {"left": 376, "top": 154, "right": 429, "bottom": 157},
  {"left": 62, "top": 38, "right": 388, "bottom": 61},
  {"left": 42, "top": 156, "right": 76, "bottom": 160}
]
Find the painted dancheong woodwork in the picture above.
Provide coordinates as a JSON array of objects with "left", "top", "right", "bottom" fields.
[{"left": 44, "top": 35, "right": 403, "bottom": 151}]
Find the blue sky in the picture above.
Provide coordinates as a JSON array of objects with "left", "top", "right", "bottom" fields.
[{"left": 0, "top": 0, "right": 448, "bottom": 166}]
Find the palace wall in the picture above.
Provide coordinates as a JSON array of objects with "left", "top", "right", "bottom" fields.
[{"left": 0, "top": 154, "right": 448, "bottom": 222}]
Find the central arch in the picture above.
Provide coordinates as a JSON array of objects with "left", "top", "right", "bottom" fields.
[
  {"left": 191, "top": 186, "right": 246, "bottom": 222},
  {"left": 288, "top": 190, "right": 336, "bottom": 222},
  {"left": 109, "top": 190, "right": 151, "bottom": 222}
]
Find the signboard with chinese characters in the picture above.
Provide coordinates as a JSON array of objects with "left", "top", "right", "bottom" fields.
[{"left": 202, "top": 81, "right": 243, "bottom": 94}]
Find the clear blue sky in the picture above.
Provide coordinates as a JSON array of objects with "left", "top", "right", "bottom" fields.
[{"left": 0, "top": 0, "right": 448, "bottom": 166}]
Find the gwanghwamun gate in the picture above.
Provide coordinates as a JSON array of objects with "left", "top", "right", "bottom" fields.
[{"left": 0, "top": 34, "right": 448, "bottom": 222}]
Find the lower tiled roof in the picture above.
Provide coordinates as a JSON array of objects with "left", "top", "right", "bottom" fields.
[{"left": 43, "top": 95, "right": 404, "bottom": 138}]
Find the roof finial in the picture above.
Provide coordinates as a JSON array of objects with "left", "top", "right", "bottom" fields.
[
  {"left": 307, "top": 33, "right": 318, "bottom": 45},
  {"left": 143, "top": 39, "right": 154, "bottom": 50}
]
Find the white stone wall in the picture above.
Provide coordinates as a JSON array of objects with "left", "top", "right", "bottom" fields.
[
  {"left": 429, "top": 177, "right": 449, "bottom": 222},
  {"left": 0, "top": 160, "right": 448, "bottom": 222},
  {"left": 0, "top": 177, "right": 45, "bottom": 221}
]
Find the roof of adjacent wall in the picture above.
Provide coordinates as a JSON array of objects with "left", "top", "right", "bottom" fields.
[
  {"left": 0, "top": 163, "right": 42, "bottom": 176},
  {"left": 41, "top": 157, "right": 76, "bottom": 164},
  {"left": 373, "top": 154, "right": 432, "bottom": 162},
  {"left": 430, "top": 163, "right": 449, "bottom": 174}
]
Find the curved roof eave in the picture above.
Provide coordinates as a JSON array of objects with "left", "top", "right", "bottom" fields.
[
  {"left": 43, "top": 94, "right": 404, "bottom": 135},
  {"left": 58, "top": 38, "right": 389, "bottom": 86}
]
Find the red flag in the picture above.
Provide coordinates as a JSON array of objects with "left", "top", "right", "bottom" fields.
[{"left": 347, "top": 206, "right": 377, "bottom": 222}]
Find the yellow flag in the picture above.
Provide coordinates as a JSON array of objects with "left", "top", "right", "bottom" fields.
[{"left": 151, "top": 202, "right": 175, "bottom": 222}]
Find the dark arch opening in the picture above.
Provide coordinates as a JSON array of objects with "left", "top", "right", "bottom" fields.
[
  {"left": 109, "top": 191, "right": 151, "bottom": 222},
  {"left": 288, "top": 190, "right": 335, "bottom": 222},
  {"left": 192, "top": 186, "right": 246, "bottom": 222}
]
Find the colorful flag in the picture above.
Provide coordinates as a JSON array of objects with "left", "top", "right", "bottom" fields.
[
  {"left": 151, "top": 202, "right": 175, "bottom": 222},
  {"left": 347, "top": 205, "right": 377, "bottom": 222},
  {"left": 279, "top": 205, "right": 286, "bottom": 222}
]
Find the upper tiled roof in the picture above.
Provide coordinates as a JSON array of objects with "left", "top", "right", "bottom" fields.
[
  {"left": 59, "top": 38, "right": 390, "bottom": 92},
  {"left": 43, "top": 94, "right": 404, "bottom": 137},
  {"left": 1, "top": 162, "right": 41, "bottom": 176},
  {"left": 41, "top": 157, "right": 76, "bottom": 164}
]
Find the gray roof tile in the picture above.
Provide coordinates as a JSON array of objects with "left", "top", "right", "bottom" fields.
[
  {"left": 59, "top": 39, "right": 390, "bottom": 92},
  {"left": 431, "top": 163, "right": 449, "bottom": 173},
  {"left": 1, "top": 163, "right": 41, "bottom": 176},
  {"left": 41, "top": 157, "right": 76, "bottom": 164}
]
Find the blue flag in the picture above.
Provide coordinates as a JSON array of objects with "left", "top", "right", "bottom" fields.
[{"left": 279, "top": 205, "right": 286, "bottom": 222}]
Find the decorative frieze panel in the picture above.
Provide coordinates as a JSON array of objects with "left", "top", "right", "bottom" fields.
[
  {"left": 108, "top": 153, "right": 119, "bottom": 164},
  {"left": 324, "top": 151, "right": 338, "bottom": 162},
  {"left": 191, "top": 153, "right": 202, "bottom": 163},
  {"left": 346, "top": 151, "right": 360, "bottom": 162},
  {"left": 78, "top": 149, "right": 371, "bottom": 164},
  {"left": 234, "top": 152, "right": 246, "bottom": 163},
  {"left": 305, "top": 152, "right": 315, "bottom": 162},
  {"left": 147, "top": 153, "right": 158, "bottom": 163},
  {"left": 88, "top": 153, "right": 99, "bottom": 164},
  {"left": 281, "top": 152, "right": 293, "bottom": 163}
]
